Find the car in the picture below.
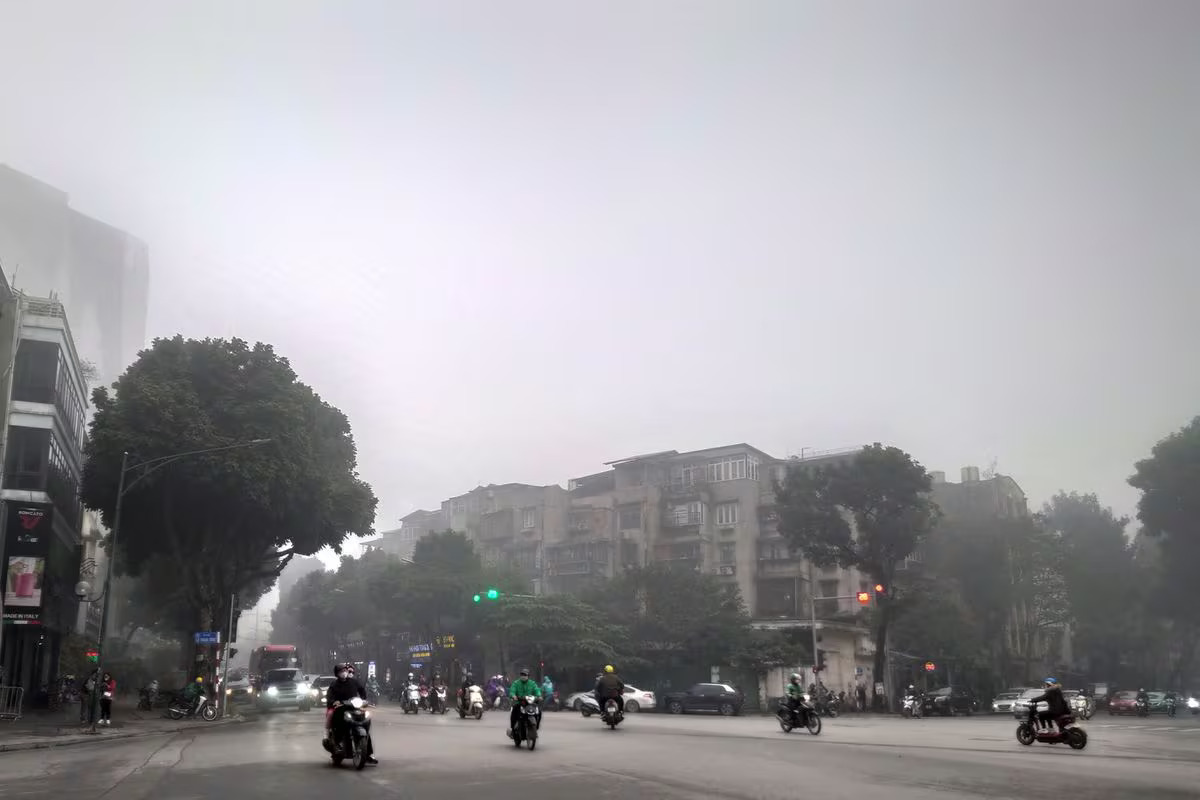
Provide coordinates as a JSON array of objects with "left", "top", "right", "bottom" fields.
[
  {"left": 923, "top": 686, "right": 976, "bottom": 716},
  {"left": 565, "top": 684, "right": 657, "bottom": 713},
  {"left": 224, "top": 676, "right": 256, "bottom": 705},
  {"left": 662, "top": 683, "right": 744, "bottom": 716},
  {"left": 1107, "top": 690, "right": 1140, "bottom": 715},
  {"left": 256, "top": 668, "right": 313, "bottom": 712},
  {"left": 310, "top": 675, "right": 337, "bottom": 704},
  {"left": 990, "top": 690, "right": 1028, "bottom": 714}
]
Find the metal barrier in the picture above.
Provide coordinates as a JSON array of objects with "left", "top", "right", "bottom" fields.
[{"left": 0, "top": 686, "right": 24, "bottom": 721}]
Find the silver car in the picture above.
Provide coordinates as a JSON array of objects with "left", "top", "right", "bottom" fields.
[
  {"left": 257, "top": 668, "right": 314, "bottom": 712},
  {"left": 991, "top": 690, "right": 1025, "bottom": 714}
]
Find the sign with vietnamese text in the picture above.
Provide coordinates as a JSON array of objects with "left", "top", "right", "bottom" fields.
[
  {"left": 435, "top": 634, "right": 456, "bottom": 649},
  {"left": 3, "top": 502, "right": 53, "bottom": 625},
  {"left": 409, "top": 642, "right": 432, "bottom": 659},
  {"left": 194, "top": 631, "right": 221, "bottom": 645}
]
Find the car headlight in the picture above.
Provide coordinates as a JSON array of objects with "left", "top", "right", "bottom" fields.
[
  {"left": 247, "top": 688, "right": 254, "bottom": 695},
  {"left": 267, "top": 686, "right": 278, "bottom": 696},
  {"left": 297, "top": 683, "right": 310, "bottom": 694},
  {"left": 1188, "top": 698, "right": 1199, "bottom": 708}
]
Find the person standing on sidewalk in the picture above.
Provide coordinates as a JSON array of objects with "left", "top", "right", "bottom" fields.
[
  {"left": 98, "top": 672, "right": 116, "bottom": 726},
  {"left": 80, "top": 669, "right": 99, "bottom": 724}
]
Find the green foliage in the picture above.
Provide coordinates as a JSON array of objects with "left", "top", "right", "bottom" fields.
[
  {"left": 81, "top": 336, "right": 377, "bottom": 633},
  {"left": 484, "top": 594, "right": 628, "bottom": 670}
]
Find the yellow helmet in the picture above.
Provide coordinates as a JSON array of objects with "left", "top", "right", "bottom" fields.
[{"left": 604, "top": 665, "right": 614, "bottom": 674}]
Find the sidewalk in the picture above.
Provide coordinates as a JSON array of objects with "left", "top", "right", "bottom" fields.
[{"left": 0, "top": 698, "right": 245, "bottom": 753}]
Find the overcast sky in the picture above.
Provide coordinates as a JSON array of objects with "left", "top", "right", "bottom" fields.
[{"left": 2, "top": 0, "right": 1197, "bottom": 551}]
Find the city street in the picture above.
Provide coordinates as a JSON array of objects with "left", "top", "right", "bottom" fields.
[{"left": 1, "top": 706, "right": 1197, "bottom": 799}]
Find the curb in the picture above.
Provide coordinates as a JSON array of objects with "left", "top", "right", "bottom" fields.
[{"left": 0, "top": 715, "right": 247, "bottom": 754}]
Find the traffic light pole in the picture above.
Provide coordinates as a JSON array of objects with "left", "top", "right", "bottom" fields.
[{"left": 219, "top": 593, "right": 235, "bottom": 718}]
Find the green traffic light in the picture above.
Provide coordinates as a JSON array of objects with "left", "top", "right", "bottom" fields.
[
  {"left": 486, "top": 588, "right": 499, "bottom": 600},
  {"left": 473, "top": 594, "right": 481, "bottom": 603}
]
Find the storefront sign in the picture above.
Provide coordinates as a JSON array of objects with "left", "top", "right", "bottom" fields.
[{"left": 3, "top": 502, "right": 54, "bottom": 625}]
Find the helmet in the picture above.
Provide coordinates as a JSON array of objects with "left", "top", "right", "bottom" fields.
[
  {"left": 195, "top": 676, "right": 204, "bottom": 683},
  {"left": 604, "top": 665, "right": 614, "bottom": 674},
  {"left": 1044, "top": 677, "right": 1056, "bottom": 686},
  {"left": 790, "top": 673, "right": 801, "bottom": 682},
  {"left": 519, "top": 668, "right": 530, "bottom": 677}
]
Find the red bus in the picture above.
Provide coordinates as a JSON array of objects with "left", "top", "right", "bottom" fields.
[{"left": 248, "top": 645, "right": 301, "bottom": 687}]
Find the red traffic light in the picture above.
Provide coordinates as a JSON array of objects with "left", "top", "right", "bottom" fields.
[
  {"left": 924, "top": 661, "right": 936, "bottom": 672},
  {"left": 874, "top": 583, "right": 885, "bottom": 594},
  {"left": 856, "top": 591, "right": 870, "bottom": 605}
]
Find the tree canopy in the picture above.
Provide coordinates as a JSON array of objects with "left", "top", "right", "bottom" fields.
[{"left": 81, "top": 336, "right": 378, "bottom": 634}]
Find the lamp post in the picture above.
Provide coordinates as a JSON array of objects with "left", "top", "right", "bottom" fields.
[{"left": 88, "top": 438, "right": 270, "bottom": 733}]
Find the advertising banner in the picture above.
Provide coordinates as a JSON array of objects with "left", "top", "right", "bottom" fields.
[{"left": 3, "top": 502, "right": 54, "bottom": 625}]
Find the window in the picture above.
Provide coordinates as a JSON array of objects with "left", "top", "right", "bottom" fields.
[
  {"left": 46, "top": 432, "right": 81, "bottom": 529},
  {"left": 522, "top": 507, "right": 537, "bottom": 530},
  {"left": 4, "top": 426, "right": 49, "bottom": 490},
  {"left": 718, "top": 542, "right": 736, "bottom": 564},
  {"left": 756, "top": 579, "right": 798, "bottom": 617},
  {"left": 816, "top": 579, "right": 840, "bottom": 617},
  {"left": 706, "top": 456, "right": 759, "bottom": 483},
  {"left": 11, "top": 340, "right": 58, "bottom": 404},
  {"left": 618, "top": 505, "right": 642, "bottom": 530},
  {"left": 715, "top": 502, "right": 739, "bottom": 526}
]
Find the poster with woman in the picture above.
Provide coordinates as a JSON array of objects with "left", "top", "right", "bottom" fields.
[{"left": 4, "top": 555, "right": 45, "bottom": 606}]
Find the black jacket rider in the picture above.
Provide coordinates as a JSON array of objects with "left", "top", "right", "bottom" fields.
[
  {"left": 326, "top": 676, "right": 367, "bottom": 708},
  {"left": 594, "top": 673, "right": 625, "bottom": 710},
  {"left": 1028, "top": 685, "right": 1069, "bottom": 728}
]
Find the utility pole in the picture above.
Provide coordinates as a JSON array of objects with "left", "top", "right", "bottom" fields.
[{"left": 219, "top": 593, "right": 236, "bottom": 717}]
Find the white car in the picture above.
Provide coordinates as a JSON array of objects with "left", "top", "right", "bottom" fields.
[{"left": 566, "top": 685, "right": 657, "bottom": 713}]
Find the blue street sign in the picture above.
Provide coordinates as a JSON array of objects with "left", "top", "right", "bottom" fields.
[{"left": 194, "top": 631, "right": 221, "bottom": 645}]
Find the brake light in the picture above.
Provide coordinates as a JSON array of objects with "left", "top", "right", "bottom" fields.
[{"left": 643, "top": 693, "right": 652, "bottom": 699}]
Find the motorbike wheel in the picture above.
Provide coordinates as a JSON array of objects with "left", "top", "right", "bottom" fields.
[
  {"left": 201, "top": 705, "right": 218, "bottom": 721},
  {"left": 806, "top": 714, "right": 822, "bottom": 735},
  {"left": 1016, "top": 724, "right": 1036, "bottom": 746},
  {"left": 353, "top": 736, "right": 368, "bottom": 770},
  {"left": 526, "top": 722, "right": 537, "bottom": 750},
  {"left": 777, "top": 714, "right": 793, "bottom": 733},
  {"left": 474, "top": 707, "right": 482, "bottom": 720},
  {"left": 167, "top": 706, "right": 185, "bottom": 721},
  {"left": 1067, "top": 728, "right": 1087, "bottom": 750},
  {"left": 902, "top": 706, "right": 912, "bottom": 719}
]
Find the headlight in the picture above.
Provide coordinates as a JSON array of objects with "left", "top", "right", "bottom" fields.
[
  {"left": 350, "top": 697, "right": 365, "bottom": 709},
  {"left": 247, "top": 688, "right": 254, "bottom": 695},
  {"left": 226, "top": 688, "right": 232, "bottom": 695},
  {"left": 343, "top": 711, "right": 353, "bottom": 721},
  {"left": 297, "top": 683, "right": 310, "bottom": 694},
  {"left": 802, "top": 693, "right": 811, "bottom": 702},
  {"left": 267, "top": 686, "right": 278, "bottom": 696},
  {"left": 1188, "top": 698, "right": 1199, "bottom": 708}
]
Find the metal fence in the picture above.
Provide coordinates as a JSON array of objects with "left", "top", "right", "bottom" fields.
[{"left": 0, "top": 686, "right": 24, "bottom": 721}]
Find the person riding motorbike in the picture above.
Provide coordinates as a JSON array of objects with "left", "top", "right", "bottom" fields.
[
  {"left": 1027, "top": 677, "right": 1070, "bottom": 730},
  {"left": 507, "top": 668, "right": 542, "bottom": 736},
  {"left": 324, "top": 663, "right": 377, "bottom": 764},
  {"left": 1135, "top": 687, "right": 1150, "bottom": 710},
  {"left": 785, "top": 673, "right": 807, "bottom": 725},
  {"left": 594, "top": 664, "right": 625, "bottom": 716},
  {"left": 460, "top": 672, "right": 476, "bottom": 712}
]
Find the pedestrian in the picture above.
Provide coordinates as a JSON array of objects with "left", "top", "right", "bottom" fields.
[
  {"left": 80, "top": 668, "right": 98, "bottom": 724},
  {"left": 99, "top": 672, "right": 116, "bottom": 725}
]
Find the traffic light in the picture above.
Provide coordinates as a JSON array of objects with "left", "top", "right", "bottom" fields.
[
  {"left": 472, "top": 593, "right": 482, "bottom": 603},
  {"left": 924, "top": 661, "right": 936, "bottom": 672},
  {"left": 486, "top": 588, "right": 499, "bottom": 600},
  {"left": 473, "top": 588, "right": 501, "bottom": 603},
  {"left": 874, "top": 583, "right": 885, "bottom": 595},
  {"left": 85, "top": 649, "right": 99, "bottom": 663},
  {"left": 856, "top": 591, "right": 870, "bottom": 605}
]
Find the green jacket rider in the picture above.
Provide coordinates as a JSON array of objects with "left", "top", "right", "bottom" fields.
[{"left": 508, "top": 669, "right": 542, "bottom": 734}]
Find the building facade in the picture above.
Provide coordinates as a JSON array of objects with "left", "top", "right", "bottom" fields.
[
  {"left": 0, "top": 165, "right": 149, "bottom": 387},
  {"left": 0, "top": 278, "right": 90, "bottom": 699},
  {"left": 371, "top": 509, "right": 446, "bottom": 562}
]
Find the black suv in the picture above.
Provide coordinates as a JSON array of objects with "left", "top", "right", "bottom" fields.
[
  {"left": 663, "top": 683, "right": 744, "bottom": 716},
  {"left": 922, "top": 686, "right": 977, "bottom": 716}
]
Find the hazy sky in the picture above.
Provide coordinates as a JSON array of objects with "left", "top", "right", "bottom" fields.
[{"left": 2, "top": 0, "right": 1197, "bottom": 547}]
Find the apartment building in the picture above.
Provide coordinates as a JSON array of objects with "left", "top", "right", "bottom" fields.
[
  {"left": 371, "top": 509, "right": 446, "bottom": 561},
  {"left": 441, "top": 483, "right": 568, "bottom": 594}
]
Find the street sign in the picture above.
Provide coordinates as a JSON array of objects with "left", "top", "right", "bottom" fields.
[{"left": 194, "top": 631, "right": 221, "bottom": 645}]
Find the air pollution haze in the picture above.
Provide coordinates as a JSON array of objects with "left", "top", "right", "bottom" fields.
[{"left": 1, "top": 0, "right": 1196, "bottom": 549}]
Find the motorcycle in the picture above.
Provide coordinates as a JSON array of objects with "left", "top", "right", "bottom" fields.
[
  {"left": 323, "top": 697, "right": 373, "bottom": 770},
  {"left": 1188, "top": 696, "right": 1199, "bottom": 716},
  {"left": 1166, "top": 697, "right": 1177, "bottom": 718},
  {"left": 544, "top": 691, "right": 561, "bottom": 712},
  {"left": 1070, "top": 695, "right": 1094, "bottom": 721},
  {"left": 578, "top": 694, "right": 601, "bottom": 717},
  {"left": 901, "top": 695, "right": 923, "bottom": 719},
  {"left": 776, "top": 697, "right": 821, "bottom": 736},
  {"left": 817, "top": 696, "right": 840, "bottom": 718},
  {"left": 138, "top": 687, "right": 160, "bottom": 711},
  {"left": 430, "top": 686, "right": 447, "bottom": 714},
  {"left": 601, "top": 697, "right": 624, "bottom": 730},
  {"left": 1016, "top": 713, "right": 1087, "bottom": 750},
  {"left": 419, "top": 685, "right": 430, "bottom": 711},
  {"left": 167, "top": 693, "right": 218, "bottom": 722},
  {"left": 509, "top": 695, "right": 539, "bottom": 750},
  {"left": 458, "top": 685, "right": 485, "bottom": 720},
  {"left": 403, "top": 684, "right": 421, "bottom": 714},
  {"left": 1135, "top": 698, "right": 1149, "bottom": 718}
]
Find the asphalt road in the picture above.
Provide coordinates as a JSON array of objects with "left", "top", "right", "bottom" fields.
[{"left": 1, "top": 706, "right": 1197, "bottom": 800}]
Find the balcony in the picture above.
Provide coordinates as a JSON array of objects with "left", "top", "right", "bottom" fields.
[
  {"left": 662, "top": 477, "right": 708, "bottom": 499},
  {"left": 663, "top": 510, "right": 703, "bottom": 528},
  {"left": 549, "top": 560, "right": 594, "bottom": 576},
  {"left": 714, "top": 563, "right": 736, "bottom": 577}
]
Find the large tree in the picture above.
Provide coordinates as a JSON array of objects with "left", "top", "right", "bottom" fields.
[
  {"left": 1129, "top": 416, "right": 1200, "bottom": 686},
  {"left": 82, "top": 336, "right": 377, "bottom": 639},
  {"left": 774, "top": 444, "right": 939, "bottom": 697}
]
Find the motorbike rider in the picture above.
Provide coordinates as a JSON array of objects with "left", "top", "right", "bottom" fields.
[
  {"left": 459, "top": 672, "right": 476, "bottom": 712},
  {"left": 507, "top": 668, "right": 543, "bottom": 736},
  {"left": 594, "top": 664, "right": 625, "bottom": 715},
  {"left": 324, "top": 662, "right": 377, "bottom": 764},
  {"left": 785, "top": 673, "right": 807, "bottom": 725},
  {"left": 1027, "top": 677, "right": 1070, "bottom": 730},
  {"left": 1135, "top": 687, "right": 1150, "bottom": 711}
]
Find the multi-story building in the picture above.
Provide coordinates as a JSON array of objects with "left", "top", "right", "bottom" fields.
[
  {"left": 0, "top": 276, "right": 90, "bottom": 699},
  {"left": 370, "top": 509, "right": 446, "bottom": 562},
  {"left": 931, "top": 467, "right": 1028, "bottom": 520},
  {"left": 441, "top": 484, "right": 568, "bottom": 593},
  {"left": 0, "top": 165, "right": 149, "bottom": 387}
]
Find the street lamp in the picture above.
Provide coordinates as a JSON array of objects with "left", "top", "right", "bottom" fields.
[{"left": 88, "top": 438, "right": 271, "bottom": 733}]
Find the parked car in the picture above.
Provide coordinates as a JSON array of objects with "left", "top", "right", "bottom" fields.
[
  {"left": 922, "top": 686, "right": 976, "bottom": 716},
  {"left": 662, "top": 683, "right": 744, "bottom": 716},
  {"left": 256, "top": 668, "right": 313, "bottom": 712},
  {"left": 990, "top": 690, "right": 1028, "bottom": 714},
  {"left": 564, "top": 685, "right": 658, "bottom": 712}
]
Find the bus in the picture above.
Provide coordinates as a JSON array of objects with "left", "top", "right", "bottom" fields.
[{"left": 248, "top": 645, "right": 301, "bottom": 687}]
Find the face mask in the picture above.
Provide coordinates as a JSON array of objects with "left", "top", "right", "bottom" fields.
[{"left": 337, "top": 671, "right": 349, "bottom": 680}]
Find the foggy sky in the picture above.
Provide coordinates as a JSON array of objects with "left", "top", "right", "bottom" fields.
[{"left": 2, "top": 0, "right": 1197, "bottom": 549}]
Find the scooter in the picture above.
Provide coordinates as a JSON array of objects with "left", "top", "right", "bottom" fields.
[
  {"left": 901, "top": 695, "right": 923, "bottom": 719},
  {"left": 323, "top": 697, "right": 374, "bottom": 770},
  {"left": 578, "top": 694, "right": 601, "bottom": 717},
  {"left": 430, "top": 686, "right": 447, "bottom": 714},
  {"left": 1016, "top": 713, "right": 1087, "bottom": 750},
  {"left": 601, "top": 697, "right": 624, "bottom": 730},
  {"left": 457, "top": 684, "right": 485, "bottom": 720},
  {"left": 403, "top": 684, "right": 421, "bottom": 714},
  {"left": 167, "top": 693, "right": 218, "bottom": 721},
  {"left": 509, "top": 695, "right": 540, "bottom": 750}
]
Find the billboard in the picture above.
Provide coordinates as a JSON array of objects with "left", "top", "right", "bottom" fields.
[{"left": 2, "top": 502, "right": 54, "bottom": 625}]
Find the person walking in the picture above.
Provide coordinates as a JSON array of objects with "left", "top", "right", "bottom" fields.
[{"left": 99, "top": 672, "right": 116, "bottom": 726}]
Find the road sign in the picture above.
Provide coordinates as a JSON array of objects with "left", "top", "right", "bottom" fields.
[{"left": 194, "top": 631, "right": 221, "bottom": 645}]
